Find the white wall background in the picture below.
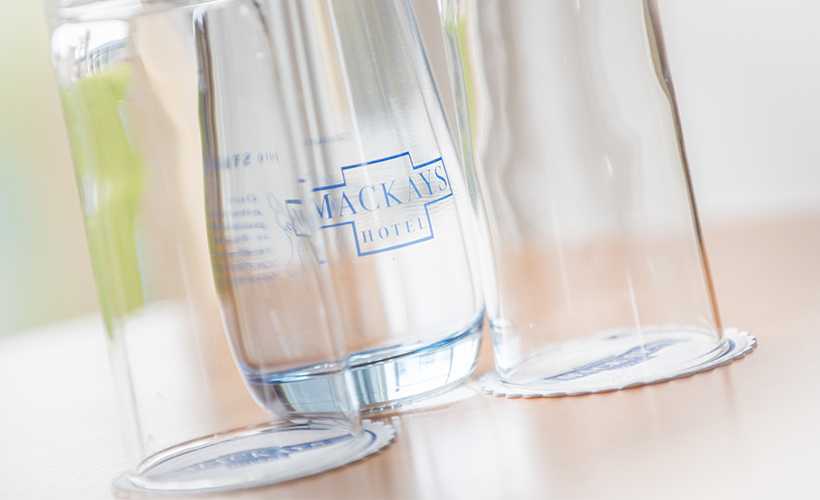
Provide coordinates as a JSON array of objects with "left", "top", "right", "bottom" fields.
[
  {"left": 1, "top": 0, "right": 819, "bottom": 336},
  {"left": 660, "top": 0, "right": 820, "bottom": 222},
  {"left": 413, "top": 0, "right": 820, "bottom": 223}
]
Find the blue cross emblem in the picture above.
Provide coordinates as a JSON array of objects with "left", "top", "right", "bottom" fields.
[{"left": 288, "top": 152, "right": 453, "bottom": 257}]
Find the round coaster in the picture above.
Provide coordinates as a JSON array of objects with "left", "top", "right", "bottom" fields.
[
  {"left": 112, "top": 419, "right": 395, "bottom": 494},
  {"left": 480, "top": 327, "right": 755, "bottom": 398}
]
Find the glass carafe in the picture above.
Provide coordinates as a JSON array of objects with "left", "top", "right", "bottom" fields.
[{"left": 198, "top": 0, "right": 485, "bottom": 410}]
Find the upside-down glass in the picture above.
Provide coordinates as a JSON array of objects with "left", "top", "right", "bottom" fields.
[
  {"left": 440, "top": 0, "right": 746, "bottom": 395},
  {"left": 200, "top": 0, "right": 485, "bottom": 410},
  {"left": 46, "top": 0, "right": 386, "bottom": 491}
]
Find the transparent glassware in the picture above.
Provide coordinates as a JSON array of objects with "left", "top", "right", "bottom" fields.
[
  {"left": 198, "top": 0, "right": 485, "bottom": 410},
  {"left": 440, "top": 0, "right": 746, "bottom": 395},
  {"left": 46, "top": 0, "right": 387, "bottom": 492}
]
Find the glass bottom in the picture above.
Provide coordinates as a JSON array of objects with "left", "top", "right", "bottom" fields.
[
  {"left": 241, "top": 312, "right": 483, "bottom": 413},
  {"left": 245, "top": 364, "right": 357, "bottom": 416},
  {"left": 113, "top": 420, "right": 393, "bottom": 493},
  {"left": 349, "top": 313, "right": 484, "bottom": 410},
  {"left": 483, "top": 326, "right": 755, "bottom": 397}
]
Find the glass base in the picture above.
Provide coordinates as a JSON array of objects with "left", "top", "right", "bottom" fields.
[
  {"left": 113, "top": 420, "right": 394, "bottom": 493},
  {"left": 482, "top": 326, "right": 755, "bottom": 397},
  {"left": 349, "top": 314, "right": 484, "bottom": 410},
  {"left": 245, "top": 365, "right": 358, "bottom": 416}
]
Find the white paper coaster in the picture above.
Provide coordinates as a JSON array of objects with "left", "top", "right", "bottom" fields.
[
  {"left": 480, "top": 328, "right": 755, "bottom": 398},
  {"left": 112, "top": 419, "right": 395, "bottom": 495}
]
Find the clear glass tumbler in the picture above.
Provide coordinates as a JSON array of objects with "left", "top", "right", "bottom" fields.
[
  {"left": 47, "top": 0, "right": 384, "bottom": 491},
  {"left": 440, "top": 0, "right": 747, "bottom": 395},
  {"left": 198, "top": 0, "right": 486, "bottom": 410}
]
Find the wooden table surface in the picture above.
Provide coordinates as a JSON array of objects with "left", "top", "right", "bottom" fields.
[{"left": 3, "top": 214, "right": 820, "bottom": 499}]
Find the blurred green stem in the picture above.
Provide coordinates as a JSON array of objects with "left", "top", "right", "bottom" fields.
[{"left": 61, "top": 64, "right": 145, "bottom": 336}]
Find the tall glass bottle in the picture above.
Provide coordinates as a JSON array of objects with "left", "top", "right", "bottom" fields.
[{"left": 199, "top": 0, "right": 485, "bottom": 410}]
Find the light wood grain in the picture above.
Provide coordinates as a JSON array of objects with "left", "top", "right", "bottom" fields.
[{"left": 2, "top": 214, "right": 820, "bottom": 499}]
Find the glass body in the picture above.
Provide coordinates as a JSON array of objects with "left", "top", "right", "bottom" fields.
[
  {"left": 440, "top": 0, "right": 729, "bottom": 391},
  {"left": 198, "top": 0, "right": 485, "bottom": 409},
  {"left": 47, "top": 0, "right": 370, "bottom": 491}
]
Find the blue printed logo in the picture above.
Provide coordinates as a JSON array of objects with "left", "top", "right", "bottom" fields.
[
  {"left": 543, "top": 340, "right": 681, "bottom": 382},
  {"left": 179, "top": 434, "right": 357, "bottom": 474},
  {"left": 288, "top": 152, "right": 452, "bottom": 256}
]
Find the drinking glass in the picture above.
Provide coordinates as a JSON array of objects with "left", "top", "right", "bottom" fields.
[
  {"left": 47, "top": 0, "right": 388, "bottom": 491},
  {"left": 439, "top": 0, "right": 754, "bottom": 396}
]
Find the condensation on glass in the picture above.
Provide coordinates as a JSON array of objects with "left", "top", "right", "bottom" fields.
[{"left": 440, "top": 0, "right": 741, "bottom": 394}]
